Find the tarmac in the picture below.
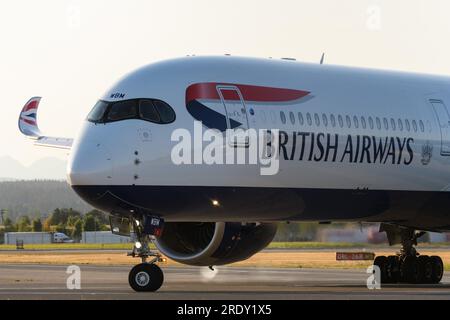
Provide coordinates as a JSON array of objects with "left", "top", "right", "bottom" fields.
[{"left": 0, "top": 263, "right": 449, "bottom": 300}]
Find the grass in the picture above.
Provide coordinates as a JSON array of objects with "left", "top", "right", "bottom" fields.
[
  {"left": 267, "top": 242, "right": 375, "bottom": 249},
  {"left": 0, "top": 241, "right": 449, "bottom": 251},
  {"left": 1, "top": 249, "right": 450, "bottom": 271},
  {"left": 0, "top": 243, "right": 136, "bottom": 250},
  {"left": 0, "top": 241, "right": 372, "bottom": 251}
]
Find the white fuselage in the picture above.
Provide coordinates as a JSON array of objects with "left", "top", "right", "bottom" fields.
[
  {"left": 68, "top": 56, "right": 450, "bottom": 191},
  {"left": 66, "top": 56, "right": 450, "bottom": 229}
]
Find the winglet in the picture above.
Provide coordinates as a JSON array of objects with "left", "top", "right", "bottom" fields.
[
  {"left": 18, "top": 97, "right": 73, "bottom": 149},
  {"left": 18, "top": 97, "right": 42, "bottom": 138}
]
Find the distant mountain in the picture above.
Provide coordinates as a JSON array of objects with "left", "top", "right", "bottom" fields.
[
  {"left": 0, "top": 156, "right": 67, "bottom": 180},
  {"left": 0, "top": 180, "right": 93, "bottom": 221}
]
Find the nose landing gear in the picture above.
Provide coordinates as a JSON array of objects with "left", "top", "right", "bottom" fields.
[
  {"left": 127, "top": 214, "right": 165, "bottom": 292},
  {"left": 374, "top": 226, "right": 444, "bottom": 284}
]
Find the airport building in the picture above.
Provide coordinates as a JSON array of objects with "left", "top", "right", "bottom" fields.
[{"left": 81, "top": 231, "right": 131, "bottom": 244}]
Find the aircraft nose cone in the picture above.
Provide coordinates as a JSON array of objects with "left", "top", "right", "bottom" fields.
[{"left": 67, "top": 138, "right": 113, "bottom": 186}]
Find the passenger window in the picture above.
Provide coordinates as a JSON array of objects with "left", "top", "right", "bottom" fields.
[
  {"left": 280, "top": 111, "right": 286, "bottom": 124},
  {"left": 87, "top": 100, "right": 109, "bottom": 122},
  {"left": 361, "top": 116, "right": 366, "bottom": 129},
  {"left": 260, "top": 111, "right": 267, "bottom": 124},
  {"left": 289, "top": 112, "right": 295, "bottom": 125},
  {"left": 322, "top": 114, "right": 328, "bottom": 127},
  {"left": 346, "top": 115, "right": 351, "bottom": 128},
  {"left": 139, "top": 100, "right": 160, "bottom": 122},
  {"left": 330, "top": 114, "right": 336, "bottom": 127},
  {"left": 398, "top": 119, "right": 403, "bottom": 131},
  {"left": 419, "top": 120, "right": 425, "bottom": 132},
  {"left": 412, "top": 120, "right": 418, "bottom": 132},
  {"left": 376, "top": 117, "right": 381, "bottom": 130},
  {"left": 405, "top": 119, "right": 411, "bottom": 132},
  {"left": 338, "top": 115, "right": 344, "bottom": 128},
  {"left": 368, "top": 117, "right": 374, "bottom": 129},
  {"left": 314, "top": 113, "right": 320, "bottom": 126},
  {"left": 107, "top": 100, "right": 138, "bottom": 121},
  {"left": 390, "top": 118, "right": 396, "bottom": 131},
  {"left": 383, "top": 118, "right": 389, "bottom": 130},
  {"left": 307, "top": 113, "right": 312, "bottom": 126},
  {"left": 298, "top": 112, "right": 304, "bottom": 125},
  {"left": 270, "top": 111, "right": 276, "bottom": 124},
  {"left": 353, "top": 116, "right": 359, "bottom": 129}
]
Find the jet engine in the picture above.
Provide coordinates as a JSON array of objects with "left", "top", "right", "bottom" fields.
[{"left": 154, "top": 222, "right": 277, "bottom": 266}]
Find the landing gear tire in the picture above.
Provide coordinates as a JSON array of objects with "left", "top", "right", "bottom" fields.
[
  {"left": 400, "top": 256, "right": 419, "bottom": 283},
  {"left": 375, "top": 255, "right": 400, "bottom": 284},
  {"left": 385, "top": 255, "right": 400, "bottom": 283},
  {"left": 374, "top": 256, "right": 388, "bottom": 283},
  {"left": 129, "top": 263, "right": 164, "bottom": 292},
  {"left": 430, "top": 256, "right": 444, "bottom": 284},
  {"left": 417, "top": 255, "right": 433, "bottom": 284}
]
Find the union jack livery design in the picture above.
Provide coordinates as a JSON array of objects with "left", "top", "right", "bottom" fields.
[
  {"left": 18, "top": 97, "right": 42, "bottom": 137},
  {"left": 18, "top": 96, "right": 73, "bottom": 148},
  {"left": 186, "top": 82, "right": 311, "bottom": 131}
]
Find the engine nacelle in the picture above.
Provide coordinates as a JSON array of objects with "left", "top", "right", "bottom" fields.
[{"left": 155, "top": 222, "right": 277, "bottom": 266}]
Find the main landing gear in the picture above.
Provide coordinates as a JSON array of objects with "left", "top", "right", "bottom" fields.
[
  {"left": 374, "top": 226, "right": 444, "bottom": 284},
  {"left": 127, "top": 214, "right": 165, "bottom": 292}
]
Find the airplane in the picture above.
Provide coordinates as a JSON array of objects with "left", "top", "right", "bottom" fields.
[{"left": 18, "top": 55, "right": 450, "bottom": 291}]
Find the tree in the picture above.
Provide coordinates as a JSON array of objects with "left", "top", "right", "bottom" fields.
[
  {"left": 83, "top": 214, "right": 98, "bottom": 231},
  {"left": 100, "top": 224, "right": 110, "bottom": 231},
  {"left": 48, "top": 208, "right": 82, "bottom": 226},
  {"left": 85, "top": 209, "right": 108, "bottom": 225},
  {"left": 56, "top": 223, "right": 67, "bottom": 233},
  {"left": 43, "top": 217, "right": 52, "bottom": 232},
  {"left": 32, "top": 218, "right": 43, "bottom": 232},
  {"left": 72, "top": 219, "right": 83, "bottom": 241},
  {"left": 3, "top": 217, "right": 16, "bottom": 232},
  {"left": 17, "top": 216, "right": 31, "bottom": 232},
  {"left": 67, "top": 215, "right": 79, "bottom": 227}
]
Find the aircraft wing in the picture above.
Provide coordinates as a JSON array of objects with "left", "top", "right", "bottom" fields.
[{"left": 18, "top": 97, "right": 73, "bottom": 149}]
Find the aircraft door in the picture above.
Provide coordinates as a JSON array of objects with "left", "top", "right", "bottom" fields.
[
  {"left": 217, "top": 86, "right": 250, "bottom": 147},
  {"left": 430, "top": 99, "right": 450, "bottom": 155}
]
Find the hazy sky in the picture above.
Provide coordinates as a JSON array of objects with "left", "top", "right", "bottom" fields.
[{"left": 2, "top": 0, "right": 450, "bottom": 165}]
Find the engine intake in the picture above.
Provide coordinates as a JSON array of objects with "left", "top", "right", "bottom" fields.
[{"left": 155, "top": 222, "right": 277, "bottom": 266}]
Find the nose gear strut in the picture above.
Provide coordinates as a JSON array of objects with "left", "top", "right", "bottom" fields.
[{"left": 127, "top": 213, "right": 165, "bottom": 292}]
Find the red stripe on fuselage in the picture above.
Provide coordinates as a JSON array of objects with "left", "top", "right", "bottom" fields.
[
  {"left": 220, "top": 89, "right": 241, "bottom": 101},
  {"left": 186, "top": 83, "right": 310, "bottom": 104}
]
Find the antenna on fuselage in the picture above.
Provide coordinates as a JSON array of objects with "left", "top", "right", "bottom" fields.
[{"left": 320, "top": 53, "right": 325, "bottom": 65}]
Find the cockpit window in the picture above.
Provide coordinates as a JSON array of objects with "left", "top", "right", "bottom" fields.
[
  {"left": 153, "top": 100, "right": 176, "bottom": 123},
  {"left": 87, "top": 100, "right": 109, "bottom": 122},
  {"left": 107, "top": 100, "right": 138, "bottom": 121},
  {"left": 87, "top": 98, "right": 175, "bottom": 124},
  {"left": 139, "top": 100, "right": 160, "bottom": 122}
]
